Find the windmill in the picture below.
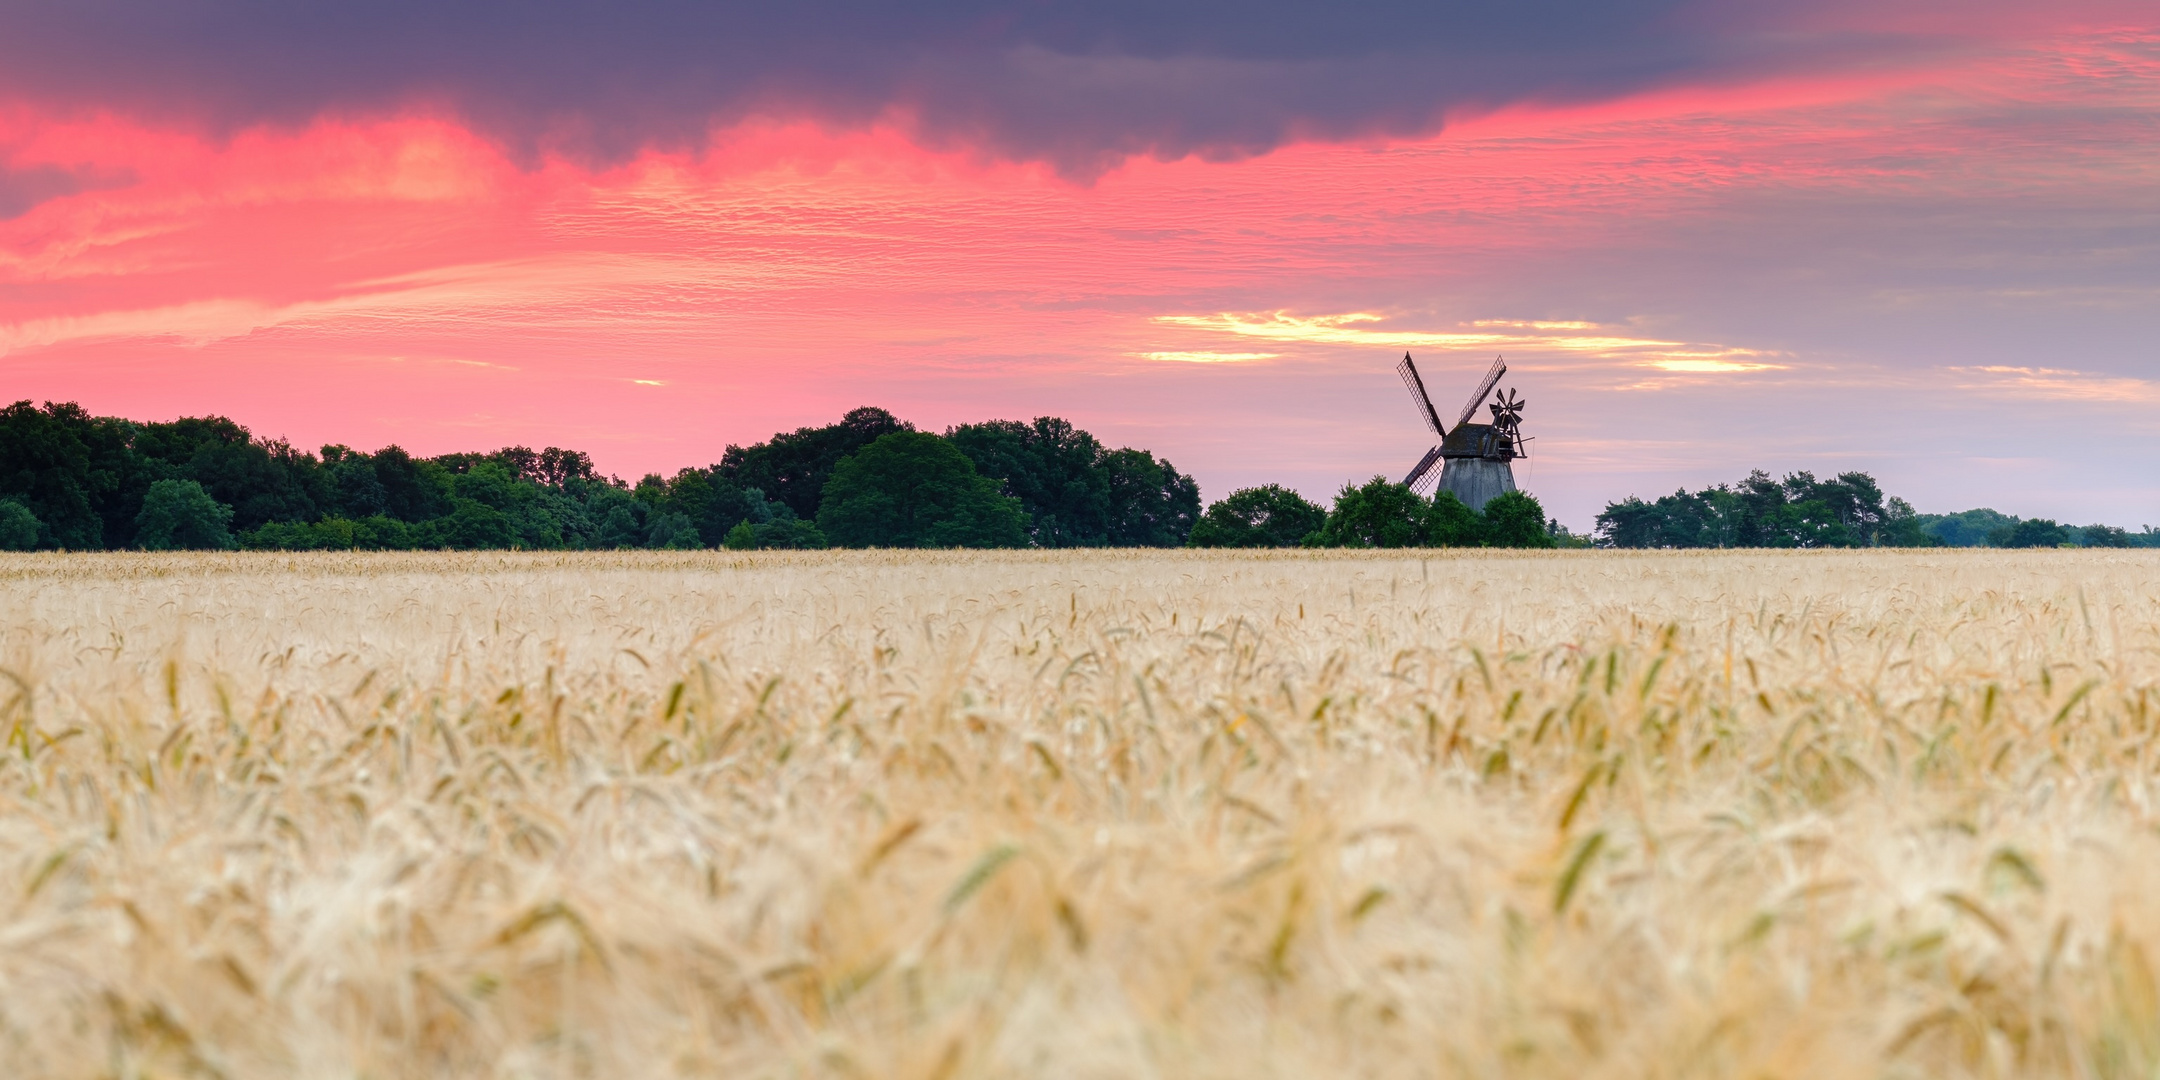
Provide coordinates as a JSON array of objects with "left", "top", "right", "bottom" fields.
[{"left": 1395, "top": 353, "right": 1529, "bottom": 511}]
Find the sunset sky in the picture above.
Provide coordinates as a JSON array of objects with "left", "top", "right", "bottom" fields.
[{"left": 2, "top": 1, "right": 2156, "bottom": 528}]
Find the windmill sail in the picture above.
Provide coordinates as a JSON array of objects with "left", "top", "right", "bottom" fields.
[
  {"left": 1454, "top": 357, "right": 1507, "bottom": 429},
  {"left": 1396, "top": 353, "right": 1446, "bottom": 437},
  {"left": 1403, "top": 445, "right": 1444, "bottom": 491}
]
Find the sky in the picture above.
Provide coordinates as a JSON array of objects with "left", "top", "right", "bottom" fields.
[{"left": 1, "top": 1, "right": 2156, "bottom": 530}]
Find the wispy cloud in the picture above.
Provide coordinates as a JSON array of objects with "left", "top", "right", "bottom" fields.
[
  {"left": 1150, "top": 312, "right": 1780, "bottom": 372},
  {"left": 1645, "top": 357, "right": 1787, "bottom": 373},
  {"left": 1128, "top": 350, "right": 1281, "bottom": 364},
  {"left": 1949, "top": 365, "right": 2160, "bottom": 403}
]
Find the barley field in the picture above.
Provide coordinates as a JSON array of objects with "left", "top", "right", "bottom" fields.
[{"left": 0, "top": 549, "right": 2157, "bottom": 1079}]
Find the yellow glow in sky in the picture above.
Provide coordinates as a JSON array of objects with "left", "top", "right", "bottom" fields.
[
  {"left": 1130, "top": 351, "right": 1282, "bottom": 363},
  {"left": 1153, "top": 311, "right": 1751, "bottom": 359},
  {"left": 1644, "top": 358, "right": 1786, "bottom": 373}
]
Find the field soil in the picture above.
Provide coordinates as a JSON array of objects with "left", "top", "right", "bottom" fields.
[{"left": 1, "top": 549, "right": 2157, "bottom": 1078}]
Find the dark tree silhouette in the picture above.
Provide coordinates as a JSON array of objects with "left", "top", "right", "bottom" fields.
[{"left": 817, "top": 432, "right": 1027, "bottom": 548}]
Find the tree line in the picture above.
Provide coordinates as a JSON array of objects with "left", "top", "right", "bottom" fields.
[
  {"left": 0, "top": 399, "right": 1581, "bottom": 553},
  {"left": 19, "top": 399, "right": 2130, "bottom": 554},
  {"left": 1594, "top": 470, "right": 2157, "bottom": 549},
  {"left": 0, "top": 402, "right": 1187, "bottom": 551}
]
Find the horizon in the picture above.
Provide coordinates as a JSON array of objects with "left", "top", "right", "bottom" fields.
[
  {"left": 17, "top": 393, "right": 2147, "bottom": 536},
  {"left": 4, "top": 2, "right": 2157, "bottom": 531}
]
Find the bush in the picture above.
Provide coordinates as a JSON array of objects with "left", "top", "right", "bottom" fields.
[
  {"left": 1547, "top": 518, "right": 1595, "bottom": 549},
  {"left": 426, "top": 498, "right": 518, "bottom": 550},
  {"left": 1424, "top": 491, "right": 1483, "bottom": 547},
  {"left": 817, "top": 432, "right": 1028, "bottom": 548},
  {"left": 2079, "top": 524, "right": 2131, "bottom": 548},
  {"left": 0, "top": 498, "right": 39, "bottom": 550},
  {"left": 135, "top": 479, "right": 235, "bottom": 550},
  {"left": 1188, "top": 485, "right": 1327, "bottom": 548},
  {"left": 1305, "top": 481, "right": 1560, "bottom": 550},
  {"left": 645, "top": 510, "right": 704, "bottom": 550},
  {"left": 1480, "top": 491, "right": 1557, "bottom": 549},
  {"left": 1304, "top": 477, "right": 1427, "bottom": 548},
  {"left": 1988, "top": 518, "right": 2071, "bottom": 548}
]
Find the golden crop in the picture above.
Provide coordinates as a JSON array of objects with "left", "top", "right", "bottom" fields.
[{"left": 1, "top": 549, "right": 2157, "bottom": 1078}]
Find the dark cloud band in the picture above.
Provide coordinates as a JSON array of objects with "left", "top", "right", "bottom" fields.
[{"left": 0, "top": 1, "right": 1851, "bottom": 172}]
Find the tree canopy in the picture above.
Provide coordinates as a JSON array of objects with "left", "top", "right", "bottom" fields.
[
  {"left": 1595, "top": 470, "right": 1932, "bottom": 549},
  {"left": 135, "top": 479, "right": 235, "bottom": 550},
  {"left": 1989, "top": 518, "right": 2072, "bottom": 548},
  {"left": 1304, "top": 477, "right": 1431, "bottom": 548},
  {"left": 946, "top": 418, "right": 1202, "bottom": 548},
  {"left": 1186, "top": 484, "right": 1327, "bottom": 548},
  {"left": 0, "top": 400, "right": 1203, "bottom": 552},
  {"left": 946, "top": 417, "right": 1112, "bottom": 545},
  {"left": 718, "top": 406, "right": 911, "bottom": 522},
  {"left": 0, "top": 499, "right": 39, "bottom": 551},
  {"left": 1911, "top": 509, "right": 2146, "bottom": 549},
  {"left": 816, "top": 431, "right": 1028, "bottom": 548},
  {"left": 1593, "top": 470, "right": 2154, "bottom": 549},
  {"left": 13, "top": 396, "right": 2137, "bottom": 555},
  {"left": 1296, "top": 478, "right": 1560, "bottom": 549}
]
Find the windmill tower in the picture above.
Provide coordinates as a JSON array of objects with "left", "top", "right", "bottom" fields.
[{"left": 1395, "top": 354, "right": 1530, "bottom": 510}]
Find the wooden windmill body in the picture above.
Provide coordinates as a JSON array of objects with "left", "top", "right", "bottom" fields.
[{"left": 1396, "top": 355, "right": 1529, "bottom": 512}]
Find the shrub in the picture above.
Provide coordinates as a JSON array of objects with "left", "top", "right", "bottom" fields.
[
  {"left": 1988, "top": 518, "right": 2071, "bottom": 548},
  {"left": 0, "top": 498, "right": 39, "bottom": 550},
  {"left": 2079, "top": 524, "right": 2131, "bottom": 548},
  {"left": 1188, "top": 485, "right": 1327, "bottom": 548},
  {"left": 817, "top": 432, "right": 1027, "bottom": 548},
  {"left": 135, "top": 479, "right": 235, "bottom": 550},
  {"left": 1480, "top": 491, "right": 1557, "bottom": 549},
  {"left": 1424, "top": 491, "right": 1484, "bottom": 548}
]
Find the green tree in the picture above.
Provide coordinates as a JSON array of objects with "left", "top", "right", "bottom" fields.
[
  {"left": 1597, "top": 469, "right": 1928, "bottom": 549},
  {"left": 1480, "top": 491, "right": 1558, "bottom": 549},
  {"left": 1546, "top": 519, "right": 1595, "bottom": 548},
  {"left": 372, "top": 446, "right": 452, "bottom": 522},
  {"left": 817, "top": 432, "right": 1027, "bottom": 548},
  {"left": 425, "top": 499, "right": 517, "bottom": 550},
  {"left": 721, "top": 488, "right": 825, "bottom": 549},
  {"left": 0, "top": 400, "right": 114, "bottom": 548},
  {"left": 1880, "top": 497, "right": 1934, "bottom": 547},
  {"left": 650, "top": 467, "right": 753, "bottom": 546},
  {"left": 0, "top": 498, "right": 39, "bottom": 550},
  {"left": 134, "top": 417, "right": 329, "bottom": 532},
  {"left": 2079, "top": 524, "right": 2132, "bottom": 548},
  {"left": 320, "top": 445, "right": 390, "bottom": 518},
  {"left": 1102, "top": 448, "right": 1201, "bottom": 547},
  {"left": 449, "top": 461, "right": 564, "bottom": 548},
  {"left": 1306, "top": 477, "right": 1427, "bottom": 548},
  {"left": 135, "top": 479, "right": 235, "bottom": 550},
  {"left": 1424, "top": 491, "right": 1484, "bottom": 547},
  {"left": 1916, "top": 508, "right": 2016, "bottom": 547},
  {"left": 721, "top": 406, "right": 912, "bottom": 521},
  {"left": 1989, "top": 518, "right": 2071, "bottom": 548},
  {"left": 646, "top": 510, "right": 704, "bottom": 549},
  {"left": 1188, "top": 484, "right": 1327, "bottom": 548},
  {"left": 948, "top": 417, "right": 1114, "bottom": 546}
]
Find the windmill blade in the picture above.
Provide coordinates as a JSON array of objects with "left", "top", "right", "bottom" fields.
[
  {"left": 1403, "top": 445, "right": 1443, "bottom": 491},
  {"left": 1454, "top": 356, "right": 1507, "bottom": 428},
  {"left": 1396, "top": 353, "right": 1447, "bottom": 437}
]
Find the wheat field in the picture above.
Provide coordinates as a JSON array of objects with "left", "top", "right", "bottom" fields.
[{"left": 0, "top": 549, "right": 2157, "bottom": 1078}]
